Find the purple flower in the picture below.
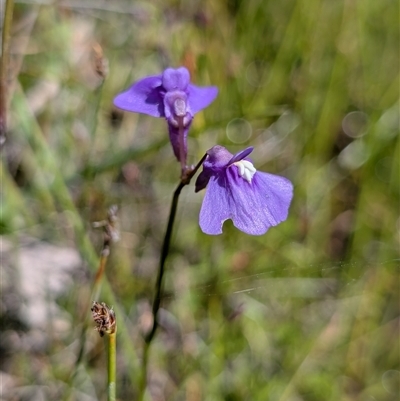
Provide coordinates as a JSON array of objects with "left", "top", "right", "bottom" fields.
[
  {"left": 113, "top": 67, "right": 218, "bottom": 165},
  {"left": 195, "top": 145, "right": 293, "bottom": 235}
]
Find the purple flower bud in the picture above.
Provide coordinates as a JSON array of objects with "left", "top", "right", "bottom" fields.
[
  {"left": 113, "top": 67, "right": 218, "bottom": 165},
  {"left": 195, "top": 145, "right": 293, "bottom": 235}
]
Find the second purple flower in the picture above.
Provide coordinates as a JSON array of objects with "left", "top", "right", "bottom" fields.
[
  {"left": 195, "top": 145, "right": 293, "bottom": 235},
  {"left": 114, "top": 67, "right": 218, "bottom": 166}
]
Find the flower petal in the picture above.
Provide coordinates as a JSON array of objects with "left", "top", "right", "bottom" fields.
[
  {"left": 199, "top": 174, "right": 231, "bottom": 235},
  {"left": 187, "top": 85, "right": 218, "bottom": 114},
  {"left": 228, "top": 147, "right": 254, "bottom": 165},
  {"left": 227, "top": 169, "right": 293, "bottom": 235},
  {"left": 162, "top": 67, "right": 190, "bottom": 91},
  {"left": 113, "top": 75, "right": 164, "bottom": 117},
  {"left": 255, "top": 171, "right": 293, "bottom": 222}
]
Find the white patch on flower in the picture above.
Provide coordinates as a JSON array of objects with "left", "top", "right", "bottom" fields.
[
  {"left": 233, "top": 160, "right": 256, "bottom": 183},
  {"left": 174, "top": 98, "right": 187, "bottom": 117}
]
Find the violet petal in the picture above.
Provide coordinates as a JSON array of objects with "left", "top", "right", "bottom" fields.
[
  {"left": 199, "top": 168, "right": 293, "bottom": 235},
  {"left": 226, "top": 167, "right": 293, "bottom": 235},
  {"left": 187, "top": 85, "right": 218, "bottom": 114},
  {"left": 199, "top": 174, "right": 231, "bottom": 235},
  {"left": 162, "top": 67, "right": 190, "bottom": 91},
  {"left": 228, "top": 147, "right": 254, "bottom": 165},
  {"left": 113, "top": 75, "right": 164, "bottom": 117}
]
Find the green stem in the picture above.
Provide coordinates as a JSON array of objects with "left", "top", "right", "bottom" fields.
[
  {"left": 138, "top": 341, "right": 150, "bottom": 400},
  {"left": 71, "top": 247, "right": 110, "bottom": 375},
  {"left": 0, "top": 0, "right": 14, "bottom": 147},
  {"left": 108, "top": 331, "right": 117, "bottom": 401}
]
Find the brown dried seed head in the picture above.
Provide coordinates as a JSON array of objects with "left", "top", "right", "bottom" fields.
[{"left": 91, "top": 301, "right": 116, "bottom": 336}]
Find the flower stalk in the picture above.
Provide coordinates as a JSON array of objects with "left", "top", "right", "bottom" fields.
[
  {"left": 92, "top": 205, "right": 120, "bottom": 299},
  {"left": 108, "top": 331, "right": 117, "bottom": 401},
  {"left": 91, "top": 302, "right": 117, "bottom": 401},
  {"left": 145, "top": 153, "right": 206, "bottom": 343},
  {"left": 137, "top": 153, "right": 207, "bottom": 400},
  {"left": 64, "top": 207, "right": 119, "bottom": 401},
  {"left": 0, "top": 0, "right": 14, "bottom": 148}
]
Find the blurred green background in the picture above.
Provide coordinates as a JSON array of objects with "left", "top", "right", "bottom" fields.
[{"left": 1, "top": 0, "right": 399, "bottom": 400}]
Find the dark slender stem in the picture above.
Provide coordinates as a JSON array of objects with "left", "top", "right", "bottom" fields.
[
  {"left": 145, "top": 153, "right": 207, "bottom": 344},
  {"left": 138, "top": 153, "right": 207, "bottom": 398},
  {"left": 145, "top": 181, "right": 184, "bottom": 343}
]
